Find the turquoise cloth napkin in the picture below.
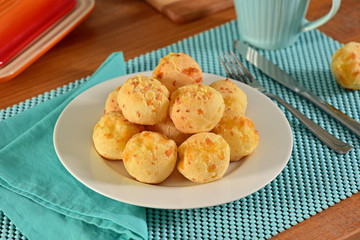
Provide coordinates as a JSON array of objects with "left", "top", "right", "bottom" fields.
[{"left": 0, "top": 52, "right": 147, "bottom": 240}]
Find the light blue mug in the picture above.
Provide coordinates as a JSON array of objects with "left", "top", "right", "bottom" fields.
[{"left": 234, "top": 0, "right": 341, "bottom": 49}]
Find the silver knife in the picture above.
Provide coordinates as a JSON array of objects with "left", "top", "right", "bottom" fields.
[{"left": 234, "top": 39, "right": 360, "bottom": 139}]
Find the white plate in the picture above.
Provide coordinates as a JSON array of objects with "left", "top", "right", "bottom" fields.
[{"left": 54, "top": 71, "right": 293, "bottom": 209}]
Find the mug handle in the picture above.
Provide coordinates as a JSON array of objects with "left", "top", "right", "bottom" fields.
[{"left": 302, "top": 0, "right": 341, "bottom": 32}]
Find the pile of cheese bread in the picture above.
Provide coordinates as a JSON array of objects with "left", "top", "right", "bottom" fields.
[{"left": 92, "top": 53, "right": 259, "bottom": 184}]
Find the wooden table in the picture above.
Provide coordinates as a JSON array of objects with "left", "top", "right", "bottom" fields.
[{"left": 1, "top": 0, "right": 359, "bottom": 239}]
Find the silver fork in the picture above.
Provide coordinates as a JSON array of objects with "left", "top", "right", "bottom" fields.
[{"left": 219, "top": 51, "right": 353, "bottom": 154}]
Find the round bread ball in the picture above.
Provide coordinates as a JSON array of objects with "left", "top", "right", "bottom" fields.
[
  {"left": 147, "top": 115, "right": 192, "bottom": 146},
  {"left": 92, "top": 111, "right": 145, "bottom": 160},
  {"left": 152, "top": 52, "right": 203, "bottom": 93},
  {"left": 122, "top": 131, "right": 177, "bottom": 184},
  {"left": 104, "top": 85, "right": 122, "bottom": 114},
  {"left": 210, "top": 79, "right": 247, "bottom": 114},
  {"left": 117, "top": 75, "right": 170, "bottom": 125},
  {"left": 169, "top": 84, "right": 225, "bottom": 133},
  {"left": 177, "top": 132, "right": 230, "bottom": 183},
  {"left": 331, "top": 42, "right": 360, "bottom": 90},
  {"left": 212, "top": 111, "right": 259, "bottom": 161}
]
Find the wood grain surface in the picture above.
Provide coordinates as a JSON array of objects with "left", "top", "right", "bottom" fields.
[
  {"left": 146, "top": 0, "right": 234, "bottom": 23},
  {"left": 1, "top": 0, "right": 360, "bottom": 239}
]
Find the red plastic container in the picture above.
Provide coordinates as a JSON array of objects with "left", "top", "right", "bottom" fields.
[{"left": 0, "top": 0, "right": 76, "bottom": 66}]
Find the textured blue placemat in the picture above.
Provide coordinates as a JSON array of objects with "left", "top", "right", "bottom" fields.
[{"left": 1, "top": 20, "right": 359, "bottom": 240}]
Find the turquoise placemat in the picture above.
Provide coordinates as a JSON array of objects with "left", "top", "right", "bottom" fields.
[{"left": 1, "top": 20, "right": 359, "bottom": 240}]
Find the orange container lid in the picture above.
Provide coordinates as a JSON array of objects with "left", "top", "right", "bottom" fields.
[{"left": 0, "top": 0, "right": 76, "bottom": 66}]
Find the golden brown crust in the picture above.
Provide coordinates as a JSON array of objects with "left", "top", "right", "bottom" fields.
[
  {"left": 104, "top": 85, "right": 122, "bottom": 114},
  {"left": 152, "top": 52, "right": 203, "bottom": 93},
  {"left": 212, "top": 111, "right": 259, "bottom": 161},
  {"left": 117, "top": 75, "right": 170, "bottom": 125},
  {"left": 177, "top": 132, "right": 230, "bottom": 183},
  {"left": 210, "top": 79, "right": 247, "bottom": 114},
  {"left": 331, "top": 42, "right": 360, "bottom": 90},
  {"left": 147, "top": 115, "right": 192, "bottom": 146},
  {"left": 169, "top": 84, "right": 225, "bottom": 133},
  {"left": 122, "top": 131, "right": 177, "bottom": 184},
  {"left": 92, "top": 111, "right": 145, "bottom": 160}
]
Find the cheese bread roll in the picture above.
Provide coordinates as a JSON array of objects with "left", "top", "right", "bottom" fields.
[
  {"left": 147, "top": 115, "right": 192, "bottom": 146},
  {"left": 92, "top": 111, "right": 145, "bottom": 160},
  {"left": 169, "top": 84, "right": 225, "bottom": 133},
  {"left": 331, "top": 42, "right": 360, "bottom": 90},
  {"left": 152, "top": 52, "right": 203, "bottom": 93},
  {"left": 122, "top": 131, "right": 177, "bottom": 184},
  {"left": 104, "top": 85, "right": 122, "bottom": 114},
  {"left": 177, "top": 132, "right": 230, "bottom": 183},
  {"left": 117, "top": 75, "right": 170, "bottom": 125},
  {"left": 210, "top": 79, "right": 247, "bottom": 114},
  {"left": 212, "top": 111, "right": 258, "bottom": 161}
]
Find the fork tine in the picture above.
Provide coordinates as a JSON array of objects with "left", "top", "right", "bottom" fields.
[
  {"left": 223, "top": 54, "right": 240, "bottom": 80},
  {"left": 225, "top": 52, "right": 249, "bottom": 84},
  {"left": 229, "top": 50, "right": 257, "bottom": 83},
  {"left": 221, "top": 53, "right": 247, "bottom": 84},
  {"left": 218, "top": 55, "right": 235, "bottom": 80}
]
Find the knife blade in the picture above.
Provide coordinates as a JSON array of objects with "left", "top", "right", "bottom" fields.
[{"left": 234, "top": 39, "right": 360, "bottom": 139}]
